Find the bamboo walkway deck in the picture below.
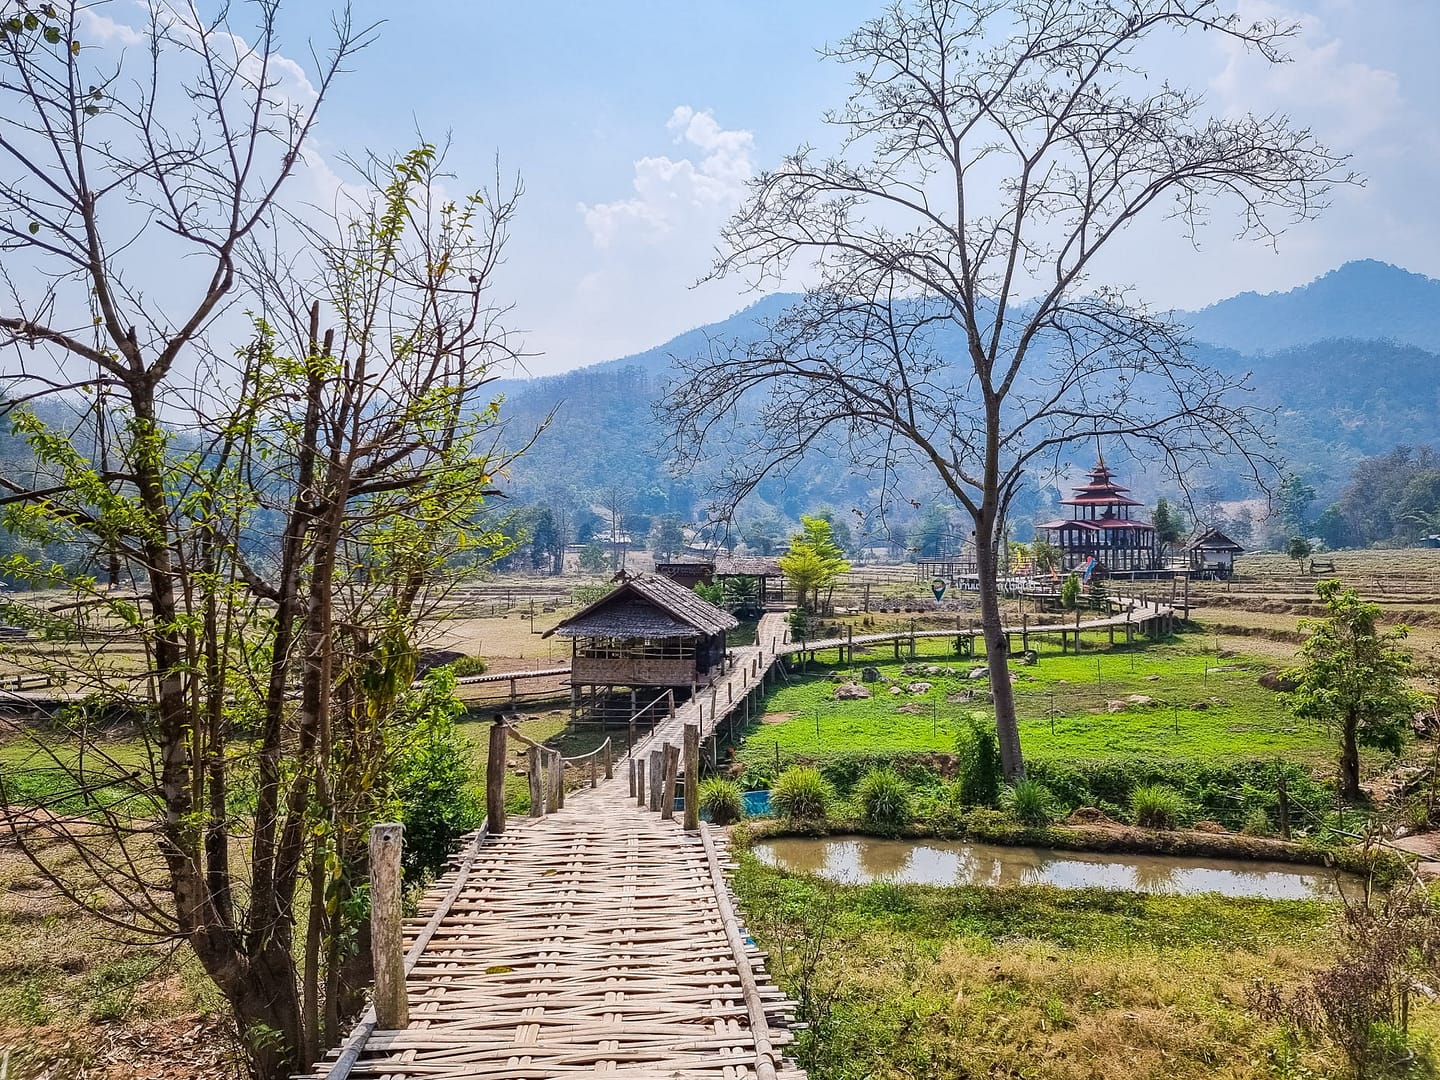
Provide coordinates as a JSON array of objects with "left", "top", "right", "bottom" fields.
[{"left": 309, "top": 616, "right": 801, "bottom": 1080}]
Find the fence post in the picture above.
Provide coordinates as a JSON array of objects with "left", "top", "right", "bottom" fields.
[
  {"left": 628, "top": 757, "right": 636, "bottom": 799},
  {"left": 683, "top": 722, "right": 700, "bottom": 831},
  {"left": 603, "top": 739, "right": 613, "bottom": 780},
  {"left": 528, "top": 745, "right": 545, "bottom": 816},
  {"left": 590, "top": 755, "right": 597, "bottom": 788},
  {"left": 486, "top": 717, "right": 508, "bottom": 835},
  {"left": 370, "top": 823, "right": 408, "bottom": 1030},
  {"left": 636, "top": 757, "right": 647, "bottom": 807}
]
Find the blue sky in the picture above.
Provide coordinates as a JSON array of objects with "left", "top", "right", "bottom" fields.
[{"left": 105, "top": 1, "right": 1440, "bottom": 376}]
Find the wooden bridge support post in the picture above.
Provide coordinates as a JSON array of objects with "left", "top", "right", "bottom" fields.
[
  {"left": 486, "top": 719, "right": 508, "bottom": 835},
  {"left": 628, "top": 757, "right": 636, "bottom": 799},
  {"left": 603, "top": 740, "right": 613, "bottom": 780},
  {"left": 369, "top": 823, "right": 408, "bottom": 1030},
  {"left": 628, "top": 715, "right": 637, "bottom": 758},
  {"left": 660, "top": 744, "right": 680, "bottom": 820},
  {"left": 635, "top": 758, "right": 646, "bottom": 807},
  {"left": 683, "top": 723, "right": 700, "bottom": 830},
  {"left": 528, "top": 745, "right": 545, "bottom": 817}
]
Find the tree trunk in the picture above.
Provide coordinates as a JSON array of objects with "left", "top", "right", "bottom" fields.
[
  {"left": 1340, "top": 712, "right": 1362, "bottom": 802},
  {"left": 225, "top": 948, "right": 307, "bottom": 1080},
  {"left": 976, "top": 517, "right": 1024, "bottom": 780}
]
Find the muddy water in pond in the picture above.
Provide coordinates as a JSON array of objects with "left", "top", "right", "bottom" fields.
[{"left": 752, "top": 837, "right": 1360, "bottom": 901}]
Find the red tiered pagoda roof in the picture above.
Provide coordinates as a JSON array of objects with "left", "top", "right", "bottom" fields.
[{"left": 1059, "top": 459, "right": 1145, "bottom": 509}]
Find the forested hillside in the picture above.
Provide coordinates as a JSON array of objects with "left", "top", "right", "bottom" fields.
[{"left": 9, "top": 261, "right": 1440, "bottom": 580}]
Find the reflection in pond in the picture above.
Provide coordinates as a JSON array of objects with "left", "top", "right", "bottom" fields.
[{"left": 752, "top": 837, "right": 1359, "bottom": 901}]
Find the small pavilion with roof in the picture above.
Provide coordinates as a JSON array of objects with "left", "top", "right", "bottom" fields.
[
  {"left": 1035, "top": 455, "right": 1160, "bottom": 575},
  {"left": 1187, "top": 527, "right": 1245, "bottom": 578},
  {"left": 544, "top": 571, "right": 738, "bottom": 696}
]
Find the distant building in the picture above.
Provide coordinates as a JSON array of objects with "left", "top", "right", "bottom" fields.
[
  {"left": 1187, "top": 528, "right": 1246, "bottom": 578},
  {"left": 1035, "top": 456, "right": 1160, "bottom": 575}
]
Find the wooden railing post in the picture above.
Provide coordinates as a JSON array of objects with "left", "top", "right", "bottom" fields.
[
  {"left": 369, "top": 823, "right": 408, "bottom": 1030},
  {"left": 660, "top": 743, "right": 680, "bottom": 821},
  {"left": 636, "top": 758, "right": 646, "bottom": 807},
  {"left": 486, "top": 717, "right": 507, "bottom": 836},
  {"left": 628, "top": 756, "right": 636, "bottom": 798},
  {"left": 589, "top": 755, "right": 597, "bottom": 789},
  {"left": 528, "top": 744, "right": 545, "bottom": 817},
  {"left": 683, "top": 723, "right": 700, "bottom": 831},
  {"left": 603, "top": 739, "right": 613, "bottom": 780},
  {"left": 550, "top": 749, "right": 565, "bottom": 810},
  {"left": 648, "top": 749, "right": 664, "bottom": 812}
]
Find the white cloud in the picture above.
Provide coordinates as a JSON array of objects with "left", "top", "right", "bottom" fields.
[
  {"left": 1211, "top": 0, "right": 1403, "bottom": 145},
  {"left": 580, "top": 106, "right": 754, "bottom": 248}
]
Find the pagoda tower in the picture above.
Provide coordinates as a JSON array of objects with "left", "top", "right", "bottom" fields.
[{"left": 1035, "top": 454, "right": 1160, "bottom": 575}]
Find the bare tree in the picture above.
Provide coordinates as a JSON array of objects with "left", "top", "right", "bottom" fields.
[{"left": 662, "top": 0, "right": 1352, "bottom": 779}]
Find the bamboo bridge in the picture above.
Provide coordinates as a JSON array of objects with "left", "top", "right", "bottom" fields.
[{"left": 300, "top": 595, "right": 1177, "bottom": 1080}]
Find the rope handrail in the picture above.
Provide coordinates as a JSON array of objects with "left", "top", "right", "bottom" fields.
[{"left": 561, "top": 736, "right": 611, "bottom": 767}]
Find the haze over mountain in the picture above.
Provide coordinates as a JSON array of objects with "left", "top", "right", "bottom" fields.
[
  {"left": 1182, "top": 260, "right": 1440, "bottom": 356},
  {"left": 496, "top": 260, "right": 1440, "bottom": 511}
]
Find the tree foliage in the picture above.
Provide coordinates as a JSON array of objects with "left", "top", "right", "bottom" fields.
[
  {"left": 778, "top": 514, "right": 851, "bottom": 611},
  {"left": 1287, "top": 580, "right": 1420, "bottom": 801},
  {"left": 1152, "top": 497, "right": 1186, "bottom": 548},
  {"left": 0, "top": 26, "right": 526, "bottom": 1066},
  {"left": 663, "top": 0, "right": 1349, "bottom": 781}
]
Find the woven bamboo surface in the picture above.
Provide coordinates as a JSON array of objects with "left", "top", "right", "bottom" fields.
[{"left": 309, "top": 782, "right": 803, "bottom": 1079}]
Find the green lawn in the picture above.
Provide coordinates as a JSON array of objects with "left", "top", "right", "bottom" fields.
[{"left": 740, "top": 635, "right": 1337, "bottom": 771}]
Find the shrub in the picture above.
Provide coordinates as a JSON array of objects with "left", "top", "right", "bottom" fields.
[
  {"left": 955, "top": 715, "right": 1002, "bottom": 807},
  {"left": 855, "top": 769, "right": 913, "bottom": 829},
  {"left": 771, "top": 766, "right": 833, "bottom": 821},
  {"left": 699, "top": 778, "right": 745, "bottom": 825},
  {"left": 446, "top": 655, "right": 488, "bottom": 677},
  {"left": 391, "top": 670, "right": 484, "bottom": 879},
  {"left": 1060, "top": 572, "right": 1081, "bottom": 610},
  {"left": 1131, "top": 784, "right": 1186, "bottom": 829},
  {"left": 1003, "top": 779, "right": 1054, "bottom": 826},
  {"left": 1240, "top": 807, "right": 1272, "bottom": 837}
]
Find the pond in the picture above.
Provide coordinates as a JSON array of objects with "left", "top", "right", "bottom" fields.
[{"left": 751, "top": 836, "right": 1360, "bottom": 901}]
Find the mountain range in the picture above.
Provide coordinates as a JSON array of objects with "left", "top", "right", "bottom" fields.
[{"left": 494, "top": 260, "right": 1440, "bottom": 524}]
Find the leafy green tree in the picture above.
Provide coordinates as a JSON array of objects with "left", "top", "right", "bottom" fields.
[
  {"left": 1030, "top": 540, "right": 1062, "bottom": 575},
  {"left": 529, "top": 508, "right": 563, "bottom": 575},
  {"left": 648, "top": 514, "right": 685, "bottom": 562},
  {"left": 912, "top": 504, "right": 953, "bottom": 558},
  {"left": 1288, "top": 580, "right": 1421, "bottom": 801},
  {"left": 0, "top": 132, "right": 521, "bottom": 1076},
  {"left": 778, "top": 514, "right": 851, "bottom": 611},
  {"left": 740, "top": 515, "right": 783, "bottom": 556},
  {"left": 1152, "top": 497, "right": 1186, "bottom": 549},
  {"left": 1286, "top": 535, "right": 1314, "bottom": 570},
  {"left": 579, "top": 542, "right": 608, "bottom": 573},
  {"left": 1277, "top": 475, "right": 1317, "bottom": 537}
]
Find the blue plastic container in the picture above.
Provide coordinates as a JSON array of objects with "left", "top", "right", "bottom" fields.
[{"left": 742, "top": 789, "right": 772, "bottom": 816}]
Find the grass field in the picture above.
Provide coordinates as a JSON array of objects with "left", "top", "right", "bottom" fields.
[
  {"left": 734, "top": 857, "right": 1437, "bottom": 1080},
  {"left": 738, "top": 635, "right": 1344, "bottom": 775}
]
